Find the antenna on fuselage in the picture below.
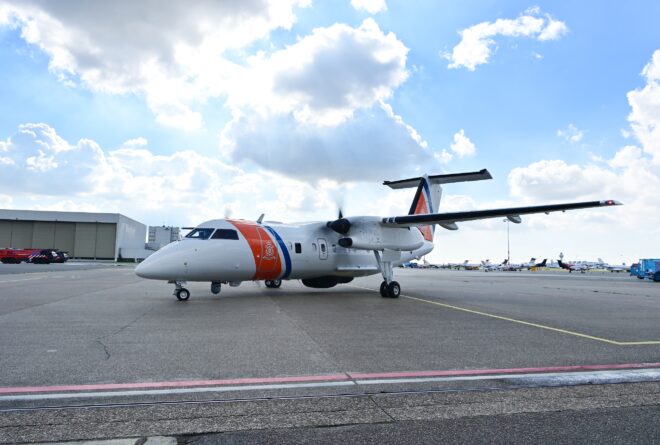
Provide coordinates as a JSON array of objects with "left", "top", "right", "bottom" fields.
[{"left": 256, "top": 213, "right": 265, "bottom": 224}]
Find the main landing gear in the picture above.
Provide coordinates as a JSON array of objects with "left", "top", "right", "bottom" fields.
[
  {"left": 265, "top": 279, "right": 282, "bottom": 288},
  {"left": 379, "top": 280, "right": 401, "bottom": 298},
  {"left": 374, "top": 251, "right": 401, "bottom": 298},
  {"left": 211, "top": 282, "right": 222, "bottom": 295}
]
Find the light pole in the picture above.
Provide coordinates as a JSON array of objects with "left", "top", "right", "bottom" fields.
[{"left": 503, "top": 218, "right": 510, "bottom": 264}]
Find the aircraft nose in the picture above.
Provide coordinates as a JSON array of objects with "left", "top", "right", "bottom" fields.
[
  {"left": 135, "top": 258, "right": 157, "bottom": 279},
  {"left": 135, "top": 248, "right": 187, "bottom": 280}
]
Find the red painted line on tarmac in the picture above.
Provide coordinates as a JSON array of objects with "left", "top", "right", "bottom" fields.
[
  {"left": 2, "top": 362, "right": 660, "bottom": 395},
  {"left": 0, "top": 374, "right": 349, "bottom": 395},
  {"left": 348, "top": 362, "right": 660, "bottom": 380}
]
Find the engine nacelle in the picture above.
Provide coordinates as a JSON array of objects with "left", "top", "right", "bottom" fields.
[{"left": 336, "top": 219, "right": 425, "bottom": 251}]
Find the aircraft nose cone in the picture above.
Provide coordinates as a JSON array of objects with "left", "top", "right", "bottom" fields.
[
  {"left": 135, "top": 259, "right": 156, "bottom": 279},
  {"left": 134, "top": 247, "right": 187, "bottom": 280}
]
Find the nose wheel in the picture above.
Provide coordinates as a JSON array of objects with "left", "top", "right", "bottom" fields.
[
  {"left": 175, "top": 288, "right": 190, "bottom": 301},
  {"left": 171, "top": 281, "right": 190, "bottom": 301}
]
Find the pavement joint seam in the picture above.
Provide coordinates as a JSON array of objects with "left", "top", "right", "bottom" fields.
[
  {"left": 366, "top": 395, "right": 396, "bottom": 423},
  {"left": 346, "top": 284, "right": 660, "bottom": 346}
]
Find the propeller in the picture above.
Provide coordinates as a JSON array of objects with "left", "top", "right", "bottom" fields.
[{"left": 327, "top": 207, "right": 351, "bottom": 235}]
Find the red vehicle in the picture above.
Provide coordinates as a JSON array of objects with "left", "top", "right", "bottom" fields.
[
  {"left": 0, "top": 248, "right": 69, "bottom": 264},
  {"left": 0, "top": 248, "right": 33, "bottom": 264}
]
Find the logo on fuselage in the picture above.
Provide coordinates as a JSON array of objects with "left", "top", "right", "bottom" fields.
[{"left": 264, "top": 241, "right": 276, "bottom": 260}]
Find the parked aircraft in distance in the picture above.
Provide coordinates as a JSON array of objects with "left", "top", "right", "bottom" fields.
[
  {"left": 481, "top": 259, "right": 508, "bottom": 271},
  {"left": 135, "top": 169, "right": 621, "bottom": 300},
  {"left": 604, "top": 263, "right": 628, "bottom": 272},
  {"left": 558, "top": 259, "right": 591, "bottom": 273}
]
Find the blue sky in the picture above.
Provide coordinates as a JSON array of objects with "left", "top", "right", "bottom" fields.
[{"left": 1, "top": 1, "right": 659, "bottom": 263}]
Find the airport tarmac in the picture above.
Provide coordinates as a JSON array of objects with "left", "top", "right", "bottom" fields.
[{"left": 0, "top": 266, "right": 659, "bottom": 443}]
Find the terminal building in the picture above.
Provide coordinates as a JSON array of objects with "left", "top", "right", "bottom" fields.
[
  {"left": 0, "top": 209, "right": 147, "bottom": 261},
  {"left": 147, "top": 226, "right": 181, "bottom": 250}
]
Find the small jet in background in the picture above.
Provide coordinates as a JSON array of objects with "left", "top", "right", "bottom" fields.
[
  {"left": 481, "top": 259, "right": 508, "bottom": 271},
  {"left": 527, "top": 258, "right": 547, "bottom": 270}
]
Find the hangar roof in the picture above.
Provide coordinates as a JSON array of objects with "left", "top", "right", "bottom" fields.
[{"left": 0, "top": 209, "right": 144, "bottom": 226}]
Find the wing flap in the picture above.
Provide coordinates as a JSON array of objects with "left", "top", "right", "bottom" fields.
[{"left": 382, "top": 200, "right": 621, "bottom": 227}]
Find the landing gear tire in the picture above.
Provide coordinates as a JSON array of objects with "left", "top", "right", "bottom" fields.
[
  {"left": 380, "top": 281, "right": 388, "bottom": 298},
  {"left": 387, "top": 281, "right": 400, "bottom": 299},
  {"left": 265, "top": 279, "right": 282, "bottom": 289},
  {"left": 175, "top": 288, "right": 190, "bottom": 301},
  {"left": 211, "top": 282, "right": 221, "bottom": 295}
]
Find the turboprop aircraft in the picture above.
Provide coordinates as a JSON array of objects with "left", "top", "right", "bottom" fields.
[{"left": 135, "top": 169, "right": 621, "bottom": 300}]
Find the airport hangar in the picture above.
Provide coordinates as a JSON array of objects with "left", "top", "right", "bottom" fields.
[{"left": 0, "top": 209, "right": 148, "bottom": 261}]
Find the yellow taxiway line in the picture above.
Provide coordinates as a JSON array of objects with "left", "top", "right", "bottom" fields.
[{"left": 349, "top": 284, "right": 660, "bottom": 346}]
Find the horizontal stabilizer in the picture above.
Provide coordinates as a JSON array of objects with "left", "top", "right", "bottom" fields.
[{"left": 384, "top": 169, "right": 492, "bottom": 189}]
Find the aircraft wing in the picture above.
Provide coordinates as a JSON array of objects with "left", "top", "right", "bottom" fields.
[{"left": 381, "top": 200, "right": 621, "bottom": 230}]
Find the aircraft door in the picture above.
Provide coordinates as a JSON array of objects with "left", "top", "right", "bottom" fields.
[{"left": 318, "top": 238, "right": 328, "bottom": 260}]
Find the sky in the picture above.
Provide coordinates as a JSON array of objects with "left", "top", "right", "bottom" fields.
[{"left": 0, "top": 0, "right": 659, "bottom": 264}]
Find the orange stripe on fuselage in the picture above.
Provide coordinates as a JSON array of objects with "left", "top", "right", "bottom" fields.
[{"left": 227, "top": 220, "right": 282, "bottom": 280}]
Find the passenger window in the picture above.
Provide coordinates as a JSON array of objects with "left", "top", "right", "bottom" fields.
[
  {"left": 295, "top": 243, "right": 302, "bottom": 254},
  {"left": 211, "top": 229, "right": 239, "bottom": 240},
  {"left": 185, "top": 228, "right": 214, "bottom": 240}
]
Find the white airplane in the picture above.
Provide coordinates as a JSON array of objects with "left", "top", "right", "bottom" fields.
[{"left": 135, "top": 169, "right": 621, "bottom": 300}]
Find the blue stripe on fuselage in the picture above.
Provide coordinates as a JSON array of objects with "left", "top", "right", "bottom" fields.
[{"left": 264, "top": 226, "right": 292, "bottom": 279}]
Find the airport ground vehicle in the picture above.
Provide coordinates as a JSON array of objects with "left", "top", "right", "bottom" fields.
[
  {"left": 632, "top": 259, "right": 660, "bottom": 281},
  {"left": 0, "top": 248, "right": 32, "bottom": 264},
  {"left": 0, "top": 248, "right": 69, "bottom": 264},
  {"left": 630, "top": 263, "right": 639, "bottom": 276}
]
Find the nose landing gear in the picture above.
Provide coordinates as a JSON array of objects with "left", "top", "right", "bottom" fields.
[
  {"left": 171, "top": 281, "right": 190, "bottom": 301},
  {"left": 211, "top": 282, "right": 222, "bottom": 294}
]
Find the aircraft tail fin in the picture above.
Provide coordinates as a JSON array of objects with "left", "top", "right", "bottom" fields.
[
  {"left": 405, "top": 175, "right": 439, "bottom": 241},
  {"left": 383, "top": 170, "right": 491, "bottom": 242}
]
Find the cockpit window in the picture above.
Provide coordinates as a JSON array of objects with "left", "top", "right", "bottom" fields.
[
  {"left": 185, "top": 228, "right": 214, "bottom": 240},
  {"left": 211, "top": 229, "right": 239, "bottom": 240}
]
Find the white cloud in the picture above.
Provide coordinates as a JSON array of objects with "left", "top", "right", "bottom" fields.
[
  {"left": 508, "top": 160, "right": 618, "bottom": 202},
  {"left": 447, "top": 8, "right": 567, "bottom": 71},
  {"left": 434, "top": 149, "right": 453, "bottom": 164},
  {"left": 221, "top": 103, "right": 435, "bottom": 181},
  {"left": 0, "top": 5, "right": 440, "bottom": 185},
  {"left": 627, "top": 49, "right": 660, "bottom": 162},
  {"left": 350, "top": 0, "right": 387, "bottom": 14},
  {"left": 219, "top": 19, "right": 441, "bottom": 181},
  {"left": 506, "top": 50, "right": 660, "bottom": 232},
  {"left": 0, "top": 123, "right": 361, "bottom": 227},
  {"left": 557, "top": 123, "right": 584, "bottom": 143},
  {"left": 226, "top": 19, "right": 409, "bottom": 127},
  {"left": 0, "top": 0, "right": 309, "bottom": 130},
  {"left": 450, "top": 129, "right": 476, "bottom": 157}
]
